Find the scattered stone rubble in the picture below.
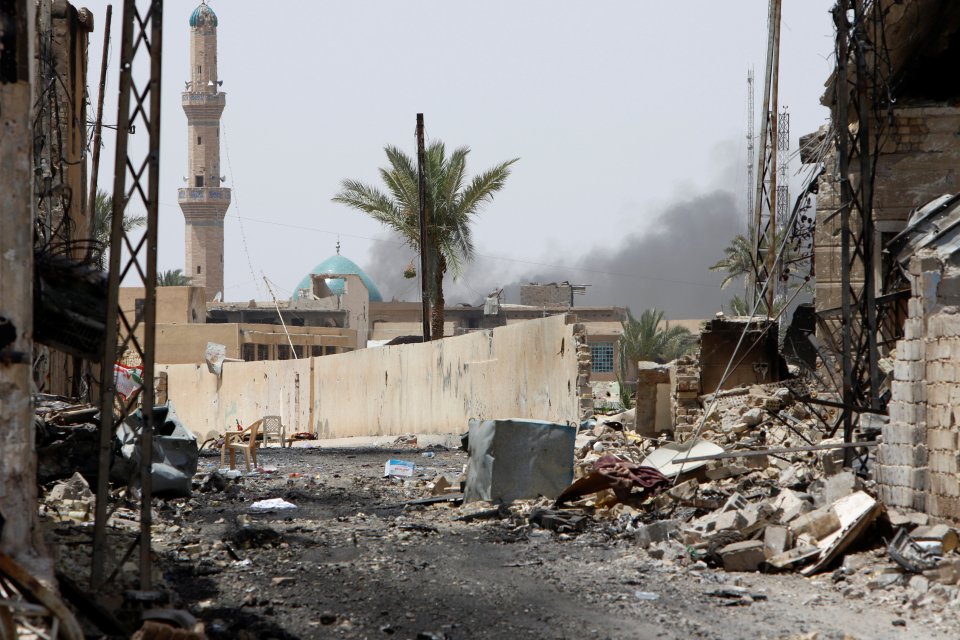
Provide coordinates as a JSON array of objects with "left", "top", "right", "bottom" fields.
[{"left": 26, "top": 365, "right": 960, "bottom": 637}]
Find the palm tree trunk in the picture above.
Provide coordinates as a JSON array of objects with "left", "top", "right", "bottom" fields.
[{"left": 431, "top": 253, "right": 446, "bottom": 338}]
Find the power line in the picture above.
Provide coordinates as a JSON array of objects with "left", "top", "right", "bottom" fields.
[{"left": 222, "top": 120, "right": 263, "bottom": 298}]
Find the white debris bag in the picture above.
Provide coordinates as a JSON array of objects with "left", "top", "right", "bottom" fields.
[
  {"left": 250, "top": 498, "right": 297, "bottom": 511},
  {"left": 384, "top": 459, "right": 415, "bottom": 477},
  {"left": 463, "top": 418, "right": 576, "bottom": 504}
]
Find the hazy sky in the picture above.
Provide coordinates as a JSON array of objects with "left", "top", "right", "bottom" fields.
[{"left": 84, "top": 0, "right": 836, "bottom": 318}]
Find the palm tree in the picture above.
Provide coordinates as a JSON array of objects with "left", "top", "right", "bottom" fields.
[
  {"left": 709, "top": 233, "right": 754, "bottom": 289},
  {"left": 725, "top": 293, "right": 791, "bottom": 317},
  {"left": 619, "top": 308, "right": 694, "bottom": 366},
  {"left": 157, "top": 269, "right": 192, "bottom": 286},
  {"left": 90, "top": 189, "right": 145, "bottom": 270},
  {"left": 333, "top": 141, "right": 517, "bottom": 338}
]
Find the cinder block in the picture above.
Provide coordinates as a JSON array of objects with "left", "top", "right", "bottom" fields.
[
  {"left": 720, "top": 540, "right": 766, "bottom": 572},
  {"left": 879, "top": 443, "right": 928, "bottom": 468},
  {"left": 929, "top": 313, "right": 960, "bottom": 339},
  {"left": 929, "top": 450, "right": 959, "bottom": 475},
  {"left": 891, "top": 380, "right": 926, "bottom": 404},
  {"left": 764, "top": 526, "right": 793, "bottom": 559},
  {"left": 928, "top": 404, "right": 953, "bottom": 429},
  {"left": 927, "top": 428, "right": 958, "bottom": 451},
  {"left": 903, "top": 318, "right": 924, "bottom": 340},
  {"left": 888, "top": 402, "right": 926, "bottom": 427},
  {"left": 927, "top": 383, "right": 951, "bottom": 407},
  {"left": 930, "top": 473, "right": 960, "bottom": 498},
  {"left": 877, "top": 464, "right": 928, "bottom": 491},
  {"left": 898, "top": 339, "right": 923, "bottom": 361},
  {"left": 882, "top": 417, "right": 926, "bottom": 445},
  {"left": 894, "top": 360, "right": 926, "bottom": 382}
]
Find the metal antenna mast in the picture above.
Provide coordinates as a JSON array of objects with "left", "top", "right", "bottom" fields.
[
  {"left": 752, "top": 0, "right": 783, "bottom": 316},
  {"left": 746, "top": 68, "right": 755, "bottom": 237},
  {"left": 777, "top": 107, "right": 790, "bottom": 230}
]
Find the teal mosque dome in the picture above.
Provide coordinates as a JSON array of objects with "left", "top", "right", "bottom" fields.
[
  {"left": 292, "top": 251, "right": 383, "bottom": 302},
  {"left": 189, "top": 3, "right": 217, "bottom": 27}
]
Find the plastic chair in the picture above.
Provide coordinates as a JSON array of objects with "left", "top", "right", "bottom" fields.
[
  {"left": 262, "top": 415, "right": 286, "bottom": 448},
  {"left": 221, "top": 419, "right": 262, "bottom": 471}
]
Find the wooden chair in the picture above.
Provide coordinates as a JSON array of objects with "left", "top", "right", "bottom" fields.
[
  {"left": 262, "top": 415, "right": 286, "bottom": 448},
  {"left": 221, "top": 419, "right": 262, "bottom": 471}
]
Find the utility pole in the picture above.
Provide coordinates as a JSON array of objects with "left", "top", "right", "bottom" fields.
[
  {"left": 86, "top": 4, "right": 112, "bottom": 226},
  {"left": 745, "top": 68, "right": 755, "bottom": 301},
  {"left": 765, "top": 0, "right": 783, "bottom": 318},
  {"left": 752, "top": 0, "right": 777, "bottom": 307},
  {"left": 416, "top": 113, "right": 431, "bottom": 341}
]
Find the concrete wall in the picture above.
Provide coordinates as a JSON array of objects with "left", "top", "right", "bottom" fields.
[
  {"left": 120, "top": 286, "right": 207, "bottom": 325},
  {"left": 879, "top": 253, "right": 960, "bottom": 521},
  {"left": 159, "top": 314, "right": 585, "bottom": 439}
]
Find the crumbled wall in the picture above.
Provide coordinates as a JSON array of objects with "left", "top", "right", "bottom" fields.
[
  {"left": 520, "top": 283, "right": 573, "bottom": 307},
  {"left": 880, "top": 254, "right": 960, "bottom": 521}
]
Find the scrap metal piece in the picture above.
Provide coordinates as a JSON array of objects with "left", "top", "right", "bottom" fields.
[{"left": 888, "top": 527, "right": 941, "bottom": 573}]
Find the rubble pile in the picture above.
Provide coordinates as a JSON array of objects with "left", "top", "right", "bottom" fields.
[
  {"left": 34, "top": 394, "right": 100, "bottom": 484},
  {"left": 558, "top": 379, "right": 892, "bottom": 577}
]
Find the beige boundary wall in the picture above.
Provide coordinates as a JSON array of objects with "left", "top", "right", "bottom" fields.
[{"left": 158, "top": 314, "right": 585, "bottom": 439}]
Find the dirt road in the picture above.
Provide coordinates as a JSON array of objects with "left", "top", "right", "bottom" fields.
[{"left": 154, "top": 446, "right": 955, "bottom": 640}]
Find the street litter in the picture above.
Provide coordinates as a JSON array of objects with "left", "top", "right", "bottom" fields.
[
  {"left": 384, "top": 459, "right": 416, "bottom": 477},
  {"left": 249, "top": 498, "right": 297, "bottom": 511}
]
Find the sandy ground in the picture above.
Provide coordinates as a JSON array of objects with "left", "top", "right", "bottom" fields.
[{"left": 148, "top": 445, "right": 957, "bottom": 640}]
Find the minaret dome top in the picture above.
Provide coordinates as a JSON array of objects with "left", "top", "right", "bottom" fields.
[{"left": 189, "top": 2, "right": 218, "bottom": 28}]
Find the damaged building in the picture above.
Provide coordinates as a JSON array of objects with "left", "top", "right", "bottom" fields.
[{"left": 802, "top": 0, "right": 960, "bottom": 523}]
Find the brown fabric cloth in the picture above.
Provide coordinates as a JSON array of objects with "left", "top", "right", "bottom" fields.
[
  {"left": 555, "top": 454, "right": 670, "bottom": 505},
  {"left": 593, "top": 455, "right": 670, "bottom": 501}
]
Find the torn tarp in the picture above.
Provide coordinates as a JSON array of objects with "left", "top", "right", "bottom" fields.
[
  {"left": 463, "top": 418, "right": 576, "bottom": 504},
  {"left": 112, "top": 402, "right": 199, "bottom": 497}
]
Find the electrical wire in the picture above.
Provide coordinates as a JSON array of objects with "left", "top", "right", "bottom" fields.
[{"left": 222, "top": 120, "right": 263, "bottom": 298}]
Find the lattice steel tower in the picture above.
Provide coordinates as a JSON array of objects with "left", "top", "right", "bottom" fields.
[
  {"left": 746, "top": 68, "right": 755, "bottom": 234},
  {"left": 178, "top": 1, "right": 230, "bottom": 300}
]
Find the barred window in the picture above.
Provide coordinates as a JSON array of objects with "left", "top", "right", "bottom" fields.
[{"left": 590, "top": 342, "right": 614, "bottom": 374}]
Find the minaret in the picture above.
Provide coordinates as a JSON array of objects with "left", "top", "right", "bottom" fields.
[{"left": 178, "top": 1, "right": 230, "bottom": 301}]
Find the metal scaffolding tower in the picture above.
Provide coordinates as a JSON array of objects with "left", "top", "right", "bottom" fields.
[{"left": 91, "top": 0, "right": 164, "bottom": 591}]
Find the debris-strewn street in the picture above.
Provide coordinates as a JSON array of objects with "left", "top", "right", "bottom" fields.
[{"left": 46, "top": 445, "right": 943, "bottom": 640}]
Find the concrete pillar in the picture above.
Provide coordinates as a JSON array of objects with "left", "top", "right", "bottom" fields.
[
  {"left": 635, "top": 362, "right": 670, "bottom": 436},
  {"left": 0, "top": 0, "right": 50, "bottom": 577}
]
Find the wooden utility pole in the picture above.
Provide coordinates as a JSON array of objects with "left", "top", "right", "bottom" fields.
[
  {"left": 86, "top": 4, "right": 112, "bottom": 229},
  {"left": 416, "top": 113, "right": 431, "bottom": 341}
]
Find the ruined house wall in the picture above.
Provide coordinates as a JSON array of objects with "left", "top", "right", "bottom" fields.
[
  {"left": 815, "top": 107, "right": 960, "bottom": 315},
  {"left": 159, "top": 314, "right": 585, "bottom": 439},
  {"left": 879, "top": 254, "right": 960, "bottom": 522}
]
